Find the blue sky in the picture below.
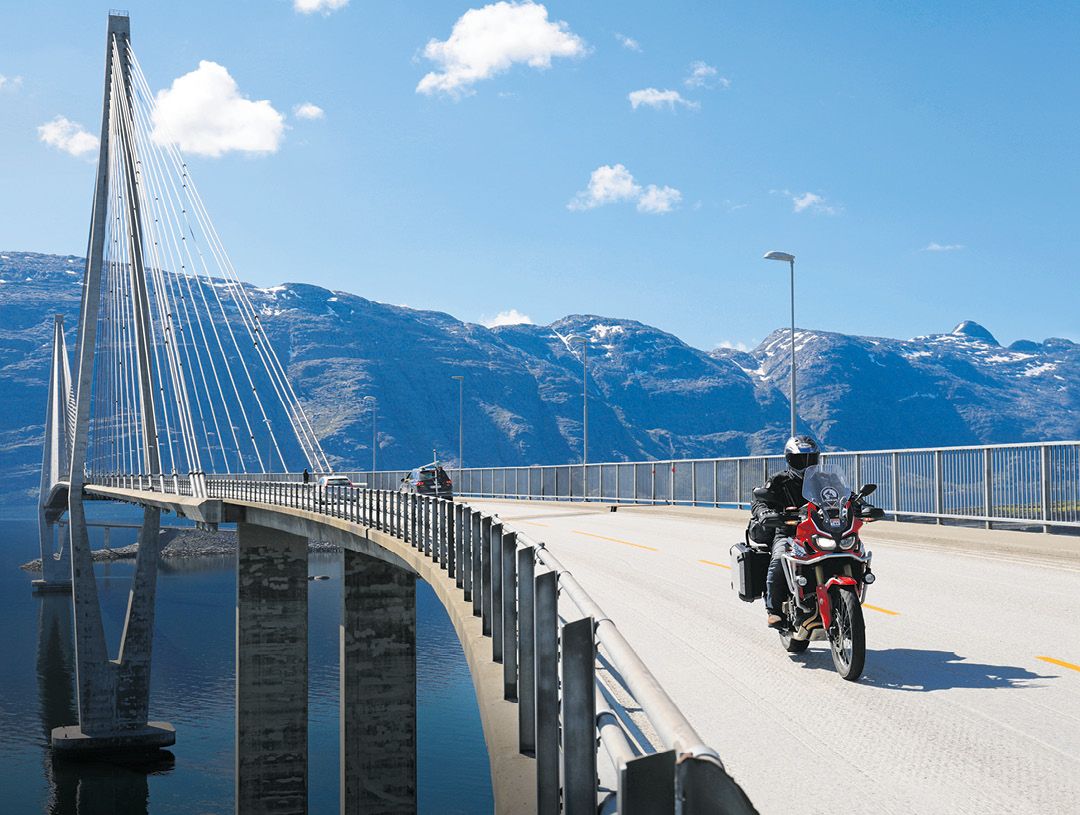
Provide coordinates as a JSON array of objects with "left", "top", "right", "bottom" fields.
[{"left": 1, "top": 1, "right": 1077, "bottom": 350}]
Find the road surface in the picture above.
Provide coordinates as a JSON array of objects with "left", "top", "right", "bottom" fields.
[{"left": 472, "top": 499, "right": 1080, "bottom": 815}]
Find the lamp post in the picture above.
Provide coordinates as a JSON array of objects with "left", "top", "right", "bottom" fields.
[
  {"left": 566, "top": 335, "right": 589, "bottom": 494},
  {"left": 763, "top": 250, "right": 797, "bottom": 438},
  {"left": 362, "top": 396, "right": 377, "bottom": 477},
  {"left": 451, "top": 375, "right": 464, "bottom": 479}
]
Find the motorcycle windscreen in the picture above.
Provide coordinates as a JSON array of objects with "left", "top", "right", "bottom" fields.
[{"left": 802, "top": 467, "right": 852, "bottom": 532}]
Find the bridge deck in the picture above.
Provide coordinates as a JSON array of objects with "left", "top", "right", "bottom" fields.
[{"left": 471, "top": 499, "right": 1080, "bottom": 815}]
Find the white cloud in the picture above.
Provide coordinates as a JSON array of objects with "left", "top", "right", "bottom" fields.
[
  {"left": 294, "top": 102, "right": 325, "bottom": 120},
  {"left": 777, "top": 189, "right": 839, "bottom": 215},
  {"left": 416, "top": 1, "right": 586, "bottom": 98},
  {"left": 637, "top": 184, "right": 682, "bottom": 214},
  {"left": 615, "top": 32, "right": 641, "bottom": 52},
  {"left": 923, "top": 242, "right": 964, "bottom": 252},
  {"left": 684, "top": 60, "right": 730, "bottom": 89},
  {"left": 568, "top": 164, "right": 640, "bottom": 210},
  {"left": 568, "top": 164, "right": 681, "bottom": 215},
  {"left": 0, "top": 74, "right": 24, "bottom": 92},
  {"left": 294, "top": 0, "right": 349, "bottom": 14},
  {"left": 37, "top": 116, "right": 99, "bottom": 157},
  {"left": 628, "top": 87, "right": 699, "bottom": 111},
  {"left": 483, "top": 308, "right": 534, "bottom": 327},
  {"left": 151, "top": 61, "right": 285, "bottom": 158}
]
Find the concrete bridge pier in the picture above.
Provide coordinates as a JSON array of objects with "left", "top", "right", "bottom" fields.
[
  {"left": 341, "top": 549, "right": 417, "bottom": 815},
  {"left": 33, "top": 511, "right": 72, "bottom": 593},
  {"left": 236, "top": 522, "right": 309, "bottom": 814},
  {"left": 51, "top": 504, "right": 175, "bottom": 754}
]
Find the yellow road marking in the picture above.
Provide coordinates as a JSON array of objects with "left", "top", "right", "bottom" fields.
[
  {"left": 572, "top": 530, "right": 658, "bottom": 552},
  {"left": 699, "top": 559, "right": 731, "bottom": 570},
  {"left": 863, "top": 603, "right": 900, "bottom": 616},
  {"left": 1037, "top": 656, "right": 1080, "bottom": 673}
]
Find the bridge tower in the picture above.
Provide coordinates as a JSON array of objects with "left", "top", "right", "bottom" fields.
[
  {"left": 34, "top": 314, "right": 75, "bottom": 593},
  {"left": 54, "top": 11, "right": 174, "bottom": 753}
]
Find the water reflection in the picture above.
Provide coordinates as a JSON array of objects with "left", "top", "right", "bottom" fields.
[{"left": 35, "top": 593, "right": 174, "bottom": 815}]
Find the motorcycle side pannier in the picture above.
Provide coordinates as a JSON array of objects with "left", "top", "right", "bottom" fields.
[{"left": 730, "top": 542, "right": 769, "bottom": 602}]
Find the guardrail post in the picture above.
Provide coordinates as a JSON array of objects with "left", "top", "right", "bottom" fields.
[
  {"left": 983, "top": 448, "right": 993, "bottom": 529},
  {"left": 410, "top": 493, "right": 417, "bottom": 546},
  {"left": 454, "top": 504, "right": 464, "bottom": 586},
  {"left": 445, "top": 500, "right": 455, "bottom": 573},
  {"left": 481, "top": 516, "right": 492, "bottom": 634},
  {"left": 517, "top": 546, "right": 536, "bottom": 754},
  {"left": 491, "top": 521, "right": 504, "bottom": 662},
  {"left": 431, "top": 497, "right": 441, "bottom": 565},
  {"left": 620, "top": 752, "right": 676, "bottom": 815},
  {"left": 1041, "top": 445, "right": 1052, "bottom": 533},
  {"left": 890, "top": 452, "right": 900, "bottom": 521},
  {"left": 471, "top": 511, "right": 482, "bottom": 614},
  {"left": 534, "top": 569, "right": 559, "bottom": 815},
  {"left": 934, "top": 450, "right": 944, "bottom": 525},
  {"left": 562, "top": 616, "right": 597, "bottom": 815},
  {"left": 502, "top": 531, "right": 518, "bottom": 701}
]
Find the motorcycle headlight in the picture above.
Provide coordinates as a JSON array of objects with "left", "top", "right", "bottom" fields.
[
  {"left": 839, "top": 536, "right": 856, "bottom": 550},
  {"left": 817, "top": 537, "right": 837, "bottom": 551}
]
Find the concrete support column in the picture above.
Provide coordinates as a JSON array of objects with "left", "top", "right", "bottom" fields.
[
  {"left": 33, "top": 513, "right": 72, "bottom": 592},
  {"left": 341, "top": 548, "right": 417, "bottom": 815},
  {"left": 236, "top": 522, "right": 309, "bottom": 815}
]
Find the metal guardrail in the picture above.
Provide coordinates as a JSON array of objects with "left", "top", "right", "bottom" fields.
[
  {"left": 90, "top": 473, "right": 755, "bottom": 814},
  {"left": 311, "top": 441, "right": 1080, "bottom": 531}
]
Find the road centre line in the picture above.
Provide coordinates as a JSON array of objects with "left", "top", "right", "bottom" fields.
[
  {"left": 699, "top": 559, "right": 731, "bottom": 570},
  {"left": 1037, "top": 656, "right": 1080, "bottom": 673},
  {"left": 572, "top": 530, "right": 658, "bottom": 552}
]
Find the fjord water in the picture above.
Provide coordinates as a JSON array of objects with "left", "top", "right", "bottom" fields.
[{"left": 0, "top": 518, "right": 494, "bottom": 814}]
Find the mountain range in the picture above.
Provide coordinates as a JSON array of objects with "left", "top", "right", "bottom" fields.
[{"left": 1, "top": 250, "right": 1076, "bottom": 509}]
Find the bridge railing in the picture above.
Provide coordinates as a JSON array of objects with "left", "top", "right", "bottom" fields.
[
  {"left": 341, "top": 441, "right": 1079, "bottom": 531},
  {"left": 88, "top": 473, "right": 755, "bottom": 813}
]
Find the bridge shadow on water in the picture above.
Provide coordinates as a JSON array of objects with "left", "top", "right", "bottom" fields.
[{"left": 791, "top": 646, "right": 1055, "bottom": 691}]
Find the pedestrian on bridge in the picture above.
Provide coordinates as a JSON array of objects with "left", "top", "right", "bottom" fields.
[{"left": 303, "top": 468, "right": 310, "bottom": 484}]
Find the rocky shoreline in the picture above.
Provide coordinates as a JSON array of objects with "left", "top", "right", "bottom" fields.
[{"left": 20, "top": 528, "right": 341, "bottom": 572}]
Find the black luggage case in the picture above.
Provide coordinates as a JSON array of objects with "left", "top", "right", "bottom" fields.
[{"left": 730, "top": 542, "right": 769, "bottom": 602}]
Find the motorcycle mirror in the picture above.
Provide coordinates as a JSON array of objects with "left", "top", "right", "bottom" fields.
[{"left": 857, "top": 483, "right": 877, "bottom": 498}]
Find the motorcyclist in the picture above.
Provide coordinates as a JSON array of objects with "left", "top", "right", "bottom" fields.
[{"left": 748, "top": 435, "right": 820, "bottom": 628}]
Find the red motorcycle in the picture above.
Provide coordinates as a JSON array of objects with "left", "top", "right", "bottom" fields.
[{"left": 733, "top": 468, "right": 884, "bottom": 681}]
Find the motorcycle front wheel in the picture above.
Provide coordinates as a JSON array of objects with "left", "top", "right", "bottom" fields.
[{"left": 828, "top": 590, "right": 866, "bottom": 681}]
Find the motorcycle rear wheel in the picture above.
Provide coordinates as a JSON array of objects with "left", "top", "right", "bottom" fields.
[
  {"left": 779, "top": 630, "right": 809, "bottom": 653},
  {"left": 828, "top": 590, "right": 866, "bottom": 681}
]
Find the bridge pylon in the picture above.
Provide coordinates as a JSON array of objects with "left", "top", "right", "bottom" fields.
[
  {"left": 34, "top": 315, "right": 74, "bottom": 593},
  {"left": 54, "top": 11, "right": 173, "bottom": 755}
]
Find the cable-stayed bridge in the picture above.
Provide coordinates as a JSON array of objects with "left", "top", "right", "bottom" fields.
[{"left": 29, "top": 12, "right": 1080, "bottom": 815}]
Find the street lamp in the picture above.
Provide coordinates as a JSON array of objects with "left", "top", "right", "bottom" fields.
[
  {"left": 565, "top": 334, "right": 589, "bottom": 474},
  {"left": 362, "top": 396, "right": 377, "bottom": 476},
  {"left": 763, "top": 250, "right": 797, "bottom": 437},
  {"left": 451, "top": 375, "right": 464, "bottom": 475}
]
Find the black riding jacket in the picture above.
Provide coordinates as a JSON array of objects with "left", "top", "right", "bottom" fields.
[{"left": 749, "top": 469, "right": 806, "bottom": 544}]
